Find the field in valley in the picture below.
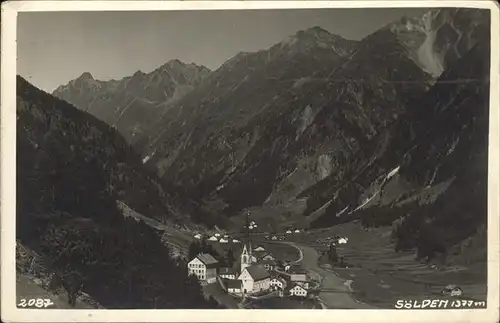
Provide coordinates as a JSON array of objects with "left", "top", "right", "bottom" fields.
[{"left": 295, "top": 222, "right": 487, "bottom": 308}]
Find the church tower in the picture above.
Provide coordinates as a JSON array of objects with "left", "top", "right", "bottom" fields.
[
  {"left": 240, "top": 242, "right": 252, "bottom": 272},
  {"left": 240, "top": 210, "right": 253, "bottom": 273}
]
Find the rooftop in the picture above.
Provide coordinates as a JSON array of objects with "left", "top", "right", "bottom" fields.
[
  {"left": 220, "top": 267, "right": 236, "bottom": 274},
  {"left": 225, "top": 279, "right": 242, "bottom": 289},
  {"left": 258, "top": 259, "right": 277, "bottom": 265},
  {"left": 290, "top": 284, "right": 307, "bottom": 291},
  {"left": 196, "top": 253, "right": 219, "bottom": 266},
  {"left": 244, "top": 265, "right": 270, "bottom": 281},
  {"left": 272, "top": 277, "right": 287, "bottom": 284}
]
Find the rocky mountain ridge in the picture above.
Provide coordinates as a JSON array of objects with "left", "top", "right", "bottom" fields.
[{"left": 53, "top": 60, "right": 211, "bottom": 142}]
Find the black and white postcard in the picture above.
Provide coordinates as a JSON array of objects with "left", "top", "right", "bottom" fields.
[{"left": 1, "top": 1, "right": 499, "bottom": 322}]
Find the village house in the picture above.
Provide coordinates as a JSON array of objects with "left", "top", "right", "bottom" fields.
[
  {"left": 208, "top": 235, "right": 218, "bottom": 241},
  {"left": 261, "top": 253, "right": 275, "bottom": 261},
  {"left": 289, "top": 284, "right": 308, "bottom": 298},
  {"left": 219, "top": 267, "right": 237, "bottom": 280},
  {"left": 258, "top": 259, "right": 278, "bottom": 271},
  {"left": 187, "top": 253, "right": 219, "bottom": 283},
  {"left": 294, "top": 280, "right": 310, "bottom": 289},
  {"left": 225, "top": 279, "right": 243, "bottom": 294},
  {"left": 270, "top": 277, "right": 287, "bottom": 290},
  {"left": 238, "top": 265, "right": 271, "bottom": 294},
  {"left": 194, "top": 233, "right": 202, "bottom": 240},
  {"left": 337, "top": 237, "right": 348, "bottom": 244},
  {"left": 254, "top": 246, "right": 266, "bottom": 252}
]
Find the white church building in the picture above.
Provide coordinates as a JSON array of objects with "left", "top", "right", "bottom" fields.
[{"left": 231, "top": 240, "right": 271, "bottom": 295}]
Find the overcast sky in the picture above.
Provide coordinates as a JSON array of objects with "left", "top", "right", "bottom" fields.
[{"left": 17, "top": 8, "right": 428, "bottom": 92}]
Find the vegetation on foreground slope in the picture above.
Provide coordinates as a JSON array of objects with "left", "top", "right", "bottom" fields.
[{"left": 16, "top": 76, "right": 219, "bottom": 308}]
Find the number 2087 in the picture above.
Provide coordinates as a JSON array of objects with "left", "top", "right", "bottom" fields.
[{"left": 18, "top": 298, "right": 55, "bottom": 308}]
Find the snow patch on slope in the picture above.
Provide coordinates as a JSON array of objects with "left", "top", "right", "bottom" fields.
[
  {"left": 416, "top": 30, "right": 444, "bottom": 77},
  {"left": 296, "top": 105, "right": 317, "bottom": 140}
]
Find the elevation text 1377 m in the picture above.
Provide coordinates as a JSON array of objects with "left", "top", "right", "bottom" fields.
[{"left": 395, "top": 299, "right": 486, "bottom": 309}]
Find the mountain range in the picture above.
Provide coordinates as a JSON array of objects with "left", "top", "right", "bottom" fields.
[{"left": 50, "top": 7, "right": 490, "bottom": 260}]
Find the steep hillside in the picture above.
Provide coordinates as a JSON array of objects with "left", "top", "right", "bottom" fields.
[
  {"left": 132, "top": 8, "right": 487, "bottom": 226},
  {"left": 53, "top": 60, "right": 210, "bottom": 142},
  {"left": 310, "top": 24, "right": 490, "bottom": 264},
  {"left": 17, "top": 76, "right": 219, "bottom": 308}
]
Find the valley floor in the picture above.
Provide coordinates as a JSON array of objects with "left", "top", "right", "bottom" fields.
[{"left": 290, "top": 223, "right": 487, "bottom": 309}]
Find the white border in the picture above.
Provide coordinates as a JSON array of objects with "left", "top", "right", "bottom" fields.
[{"left": 1, "top": 1, "right": 499, "bottom": 322}]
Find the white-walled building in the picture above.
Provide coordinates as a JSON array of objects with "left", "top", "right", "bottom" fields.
[
  {"left": 270, "top": 277, "right": 287, "bottom": 290},
  {"left": 194, "top": 233, "right": 202, "bottom": 240},
  {"left": 208, "top": 236, "right": 218, "bottom": 241},
  {"left": 338, "top": 237, "right": 348, "bottom": 244},
  {"left": 238, "top": 265, "right": 271, "bottom": 294},
  {"left": 237, "top": 240, "right": 271, "bottom": 294},
  {"left": 289, "top": 284, "right": 308, "bottom": 297},
  {"left": 254, "top": 246, "right": 266, "bottom": 252},
  {"left": 262, "top": 253, "right": 275, "bottom": 261},
  {"left": 187, "top": 253, "right": 219, "bottom": 282},
  {"left": 219, "top": 267, "right": 237, "bottom": 280},
  {"left": 226, "top": 279, "right": 243, "bottom": 294}
]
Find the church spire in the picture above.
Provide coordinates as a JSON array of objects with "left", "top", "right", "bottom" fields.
[{"left": 240, "top": 209, "right": 253, "bottom": 272}]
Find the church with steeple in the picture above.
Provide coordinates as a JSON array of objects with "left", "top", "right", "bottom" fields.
[
  {"left": 240, "top": 241, "right": 253, "bottom": 272},
  {"left": 236, "top": 211, "right": 271, "bottom": 295}
]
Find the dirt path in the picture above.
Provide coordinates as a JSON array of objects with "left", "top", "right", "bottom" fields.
[{"left": 117, "top": 201, "right": 193, "bottom": 255}]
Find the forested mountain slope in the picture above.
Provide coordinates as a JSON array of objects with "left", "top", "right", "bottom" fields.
[{"left": 17, "top": 76, "right": 218, "bottom": 308}]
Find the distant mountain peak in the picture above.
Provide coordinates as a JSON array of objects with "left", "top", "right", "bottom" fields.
[
  {"left": 68, "top": 71, "right": 101, "bottom": 91},
  {"left": 78, "top": 71, "right": 95, "bottom": 81},
  {"left": 276, "top": 26, "right": 356, "bottom": 57},
  {"left": 165, "top": 59, "right": 183, "bottom": 67},
  {"left": 300, "top": 26, "right": 331, "bottom": 36},
  {"left": 132, "top": 70, "right": 146, "bottom": 77}
]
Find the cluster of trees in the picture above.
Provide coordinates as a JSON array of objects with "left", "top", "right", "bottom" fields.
[
  {"left": 326, "top": 244, "right": 347, "bottom": 268},
  {"left": 358, "top": 203, "right": 413, "bottom": 228},
  {"left": 187, "top": 240, "right": 218, "bottom": 262},
  {"left": 34, "top": 218, "right": 222, "bottom": 309},
  {"left": 187, "top": 240, "right": 236, "bottom": 268}
]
